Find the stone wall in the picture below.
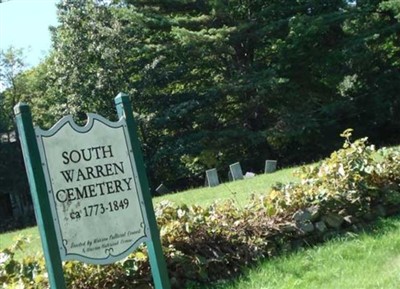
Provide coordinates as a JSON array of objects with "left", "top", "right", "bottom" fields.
[{"left": 269, "top": 203, "right": 400, "bottom": 254}]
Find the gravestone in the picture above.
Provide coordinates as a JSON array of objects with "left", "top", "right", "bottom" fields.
[
  {"left": 205, "top": 168, "right": 219, "bottom": 187},
  {"left": 155, "top": 183, "right": 170, "bottom": 195},
  {"left": 229, "top": 162, "right": 244, "bottom": 181},
  {"left": 265, "top": 160, "right": 277, "bottom": 173},
  {"left": 244, "top": 172, "right": 256, "bottom": 179}
]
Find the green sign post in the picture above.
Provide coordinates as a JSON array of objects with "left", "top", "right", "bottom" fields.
[{"left": 14, "top": 93, "right": 171, "bottom": 289}]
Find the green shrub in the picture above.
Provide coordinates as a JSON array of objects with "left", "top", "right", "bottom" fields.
[
  {"left": 268, "top": 129, "right": 400, "bottom": 215},
  {"left": 0, "top": 237, "right": 48, "bottom": 289},
  {"left": 374, "top": 147, "right": 400, "bottom": 206}
]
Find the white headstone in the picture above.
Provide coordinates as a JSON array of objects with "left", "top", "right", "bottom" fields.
[
  {"left": 265, "top": 160, "right": 277, "bottom": 173},
  {"left": 205, "top": 168, "right": 219, "bottom": 187},
  {"left": 229, "top": 162, "right": 244, "bottom": 181}
]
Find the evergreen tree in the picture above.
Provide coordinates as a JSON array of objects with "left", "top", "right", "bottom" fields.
[{"left": 35, "top": 0, "right": 400, "bottom": 190}]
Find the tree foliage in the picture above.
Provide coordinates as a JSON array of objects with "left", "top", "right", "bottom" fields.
[
  {"left": 0, "top": 47, "right": 26, "bottom": 132},
  {"left": 3, "top": 0, "right": 399, "bottom": 191}
]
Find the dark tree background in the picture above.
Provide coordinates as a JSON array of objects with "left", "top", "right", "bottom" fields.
[{"left": 1, "top": 0, "right": 399, "bottom": 192}]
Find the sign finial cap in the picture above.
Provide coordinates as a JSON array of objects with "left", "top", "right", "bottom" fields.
[
  {"left": 13, "top": 102, "right": 30, "bottom": 115},
  {"left": 114, "top": 92, "right": 129, "bottom": 104}
]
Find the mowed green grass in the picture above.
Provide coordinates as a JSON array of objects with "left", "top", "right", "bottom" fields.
[
  {"left": 203, "top": 216, "right": 400, "bottom": 289},
  {"left": 155, "top": 166, "right": 297, "bottom": 207},
  {"left": 0, "top": 226, "right": 41, "bottom": 260}
]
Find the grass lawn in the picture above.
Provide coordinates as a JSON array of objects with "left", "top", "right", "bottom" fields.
[
  {"left": 201, "top": 216, "right": 400, "bottom": 289},
  {"left": 155, "top": 166, "right": 297, "bottom": 207},
  {"left": 0, "top": 226, "right": 41, "bottom": 260}
]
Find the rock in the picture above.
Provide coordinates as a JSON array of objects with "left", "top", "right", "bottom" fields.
[
  {"left": 362, "top": 211, "right": 375, "bottom": 221},
  {"left": 307, "top": 205, "right": 320, "bottom": 222},
  {"left": 291, "top": 239, "right": 305, "bottom": 251},
  {"left": 323, "top": 231, "right": 339, "bottom": 241},
  {"left": 170, "top": 277, "right": 179, "bottom": 288},
  {"left": 281, "top": 241, "right": 292, "bottom": 253},
  {"left": 350, "top": 224, "right": 362, "bottom": 232},
  {"left": 322, "top": 213, "right": 344, "bottom": 229},
  {"left": 315, "top": 221, "right": 327, "bottom": 233},
  {"left": 280, "top": 222, "right": 297, "bottom": 233},
  {"left": 293, "top": 209, "right": 312, "bottom": 222},
  {"left": 297, "top": 221, "right": 314, "bottom": 234},
  {"left": 343, "top": 215, "right": 359, "bottom": 225}
]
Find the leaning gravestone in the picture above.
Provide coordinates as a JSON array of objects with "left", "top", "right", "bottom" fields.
[
  {"left": 14, "top": 93, "right": 170, "bottom": 289},
  {"left": 229, "top": 162, "right": 244, "bottom": 181},
  {"left": 205, "top": 168, "right": 219, "bottom": 187},
  {"left": 265, "top": 160, "right": 277, "bottom": 173},
  {"left": 155, "top": 183, "right": 170, "bottom": 195}
]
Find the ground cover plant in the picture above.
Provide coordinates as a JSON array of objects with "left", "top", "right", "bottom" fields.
[{"left": 1, "top": 131, "right": 399, "bottom": 288}]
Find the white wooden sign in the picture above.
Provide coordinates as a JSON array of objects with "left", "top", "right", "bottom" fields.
[{"left": 36, "top": 114, "right": 150, "bottom": 264}]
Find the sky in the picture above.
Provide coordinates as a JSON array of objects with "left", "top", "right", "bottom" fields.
[{"left": 0, "top": 0, "right": 59, "bottom": 68}]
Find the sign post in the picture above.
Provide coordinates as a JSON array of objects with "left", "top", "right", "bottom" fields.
[
  {"left": 14, "top": 103, "right": 67, "bottom": 289},
  {"left": 14, "top": 93, "right": 170, "bottom": 289},
  {"left": 115, "top": 93, "right": 171, "bottom": 289}
]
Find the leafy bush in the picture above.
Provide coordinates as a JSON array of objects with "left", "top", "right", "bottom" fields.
[
  {"left": 0, "top": 237, "right": 47, "bottom": 289},
  {"left": 1, "top": 130, "right": 399, "bottom": 288},
  {"left": 0, "top": 201, "right": 283, "bottom": 289},
  {"left": 268, "top": 129, "right": 400, "bottom": 215}
]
